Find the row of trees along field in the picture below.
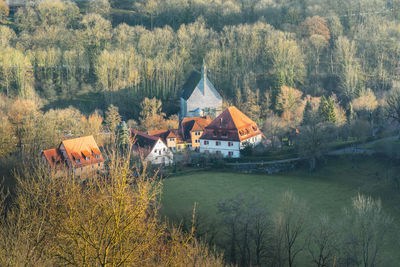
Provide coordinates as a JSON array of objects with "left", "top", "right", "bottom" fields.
[
  {"left": 1, "top": 0, "right": 400, "bottom": 121},
  {"left": 176, "top": 192, "right": 393, "bottom": 267}
]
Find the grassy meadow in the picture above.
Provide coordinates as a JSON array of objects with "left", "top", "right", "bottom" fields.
[{"left": 160, "top": 155, "right": 400, "bottom": 264}]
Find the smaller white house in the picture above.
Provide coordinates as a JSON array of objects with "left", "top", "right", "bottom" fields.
[
  {"left": 199, "top": 106, "right": 263, "bottom": 158},
  {"left": 131, "top": 129, "right": 173, "bottom": 166}
]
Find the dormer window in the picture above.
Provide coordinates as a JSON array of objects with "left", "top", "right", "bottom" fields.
[
  {"left": 76, "top": 159, "right": 81, "bottom": 163},
  {"left": 222, "top": 132, "right": 227, "bottom": 138}
]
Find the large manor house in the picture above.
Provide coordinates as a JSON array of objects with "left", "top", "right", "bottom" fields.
[{"left": 42, "top": 65, "right": 263, "bottom": 171}]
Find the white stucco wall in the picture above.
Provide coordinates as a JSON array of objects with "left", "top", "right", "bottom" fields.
[
  {"left": 145, "top": 139, "right": 174, "bottom": 165},
  {"left": 199, "top": 134, "right": 262, "bottom": 158},
  {"left": 199, "top": 139, "right": 241, "bottom": 158}
]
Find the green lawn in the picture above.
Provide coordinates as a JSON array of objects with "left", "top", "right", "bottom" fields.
[{"left": 160, "top": 155, "right": 400, "bottom": 264}]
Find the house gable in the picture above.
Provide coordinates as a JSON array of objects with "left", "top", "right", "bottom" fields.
[{"left": 180, "top": 65, "right": 223, "bottom": 118}]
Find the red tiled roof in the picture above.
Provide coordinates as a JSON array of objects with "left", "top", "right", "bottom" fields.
[
  {"left": 200, "top": 106, "right": 262, "bottom": 142},
  {"left": 131, "top": 129, "right": 166, "bottom": 157}
]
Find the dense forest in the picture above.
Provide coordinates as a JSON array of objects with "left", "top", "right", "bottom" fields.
[{"left": 1, "top": 0, "right": 400, "bottom": 119}]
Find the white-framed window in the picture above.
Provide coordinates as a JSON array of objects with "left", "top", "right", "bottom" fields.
[
  {"left": 228, "top": 151, "right": 234, "bottom": 156},
  {"left": 216, "top": 141, "right": 221, "bottom": 146},
  {"left": 203, "top": 140, "right": 209, "bottom": 145},
  {"left": 228, "top": 141, "right": 233, "bottom": 147}
]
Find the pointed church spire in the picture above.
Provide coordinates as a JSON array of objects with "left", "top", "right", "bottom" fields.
[{"left": 202, "top": 59, "right": 207, "bottom": 81}]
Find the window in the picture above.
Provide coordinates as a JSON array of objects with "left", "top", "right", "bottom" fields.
[
  {"left": 228, "top": 151, "right": 234, "bottom": 156},
  {"left": 203, "top": 140, "right": 209, "bottom": 145},
  {"left": 228, "top": 141, "right": 233, "bottom": 147},
  {"left": 159, "top": 150, "right": 161, "bottom": 155},
  {"left": 76, "top": 159, "right": 81, "bottom": 163},
  {"left": 216, "top": 141, "right": 220, "bottom": 146},
  {"left": 95, "top": 155, "right": 100, "bottom": 159},
  {"left": 86, "top": 156, "right": 90, "bottom": 161},
  {"left": 222, "top": 132, "right": 227, "bottom": 138},
  {"left": 98, "top": 163, "right": 101, "bottom": 167},
  {"left": 216, "top": 151, "right": 221, "bottom": 155}
]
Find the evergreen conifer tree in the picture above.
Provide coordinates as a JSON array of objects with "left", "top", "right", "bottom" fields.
[
  {"left": 271, "top": 71, "right": 285, "bottom": 112},
  {"left": 115, "top": 121, "right": 130, "bottom": 149},
  {"left": 302, "top": 100, "right": 313, "bottom": 125},
  {"left": 319, "top": 96, "right": 336, "bottom": 123}
]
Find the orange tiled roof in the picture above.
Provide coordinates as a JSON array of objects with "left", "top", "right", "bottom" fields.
[
  {"left": 60, "top": 135, "right": 104, "bottom": 168},
  {"left": 148, "top": 129, "right": 169, "bottom": 136},
  {"left": 42, "top": 148, "right": 64, "bottom": 169},
  {"left": 148, "top": 129, "right": 182, "bottom": 143},
  {"left": 181, "top": 116, "right": 212, "bottom": 141},
  {"left": 200, "top": 106, "right": 262, "bottom": 142},
  {"left": 166, "top": 130, "right": 178, "bottom": 138}
]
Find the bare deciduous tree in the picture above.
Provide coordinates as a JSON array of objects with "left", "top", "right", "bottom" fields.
[
  {"left": 340, "top": 194, "right": 392, "bottom": 267},
  {"left": 307, "top": 216, "right": 339, "bottom": 267},
  {"left": 273, "top": 191, "right": 309, "bottom": 267}
]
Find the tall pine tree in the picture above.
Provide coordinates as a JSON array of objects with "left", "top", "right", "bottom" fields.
[
  {"left": 115, "top": 121, "right": 130, "bottom": 149},
  {"left": 319, "top": 96, "right": 336, "bottom": 123},
  {"left": 271, "top": 71, "right": 285, "bottom": 112},
  {"left": 302, "top": 100, "right": 313, "bottom": 125}
]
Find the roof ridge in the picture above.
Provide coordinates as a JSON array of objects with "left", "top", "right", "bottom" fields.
[
  {"left": 132, "top": 129, "right": 160, "bottom": 141},
  {"left": 226, "top": 107, "right": 239, "bottom": 129}
]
